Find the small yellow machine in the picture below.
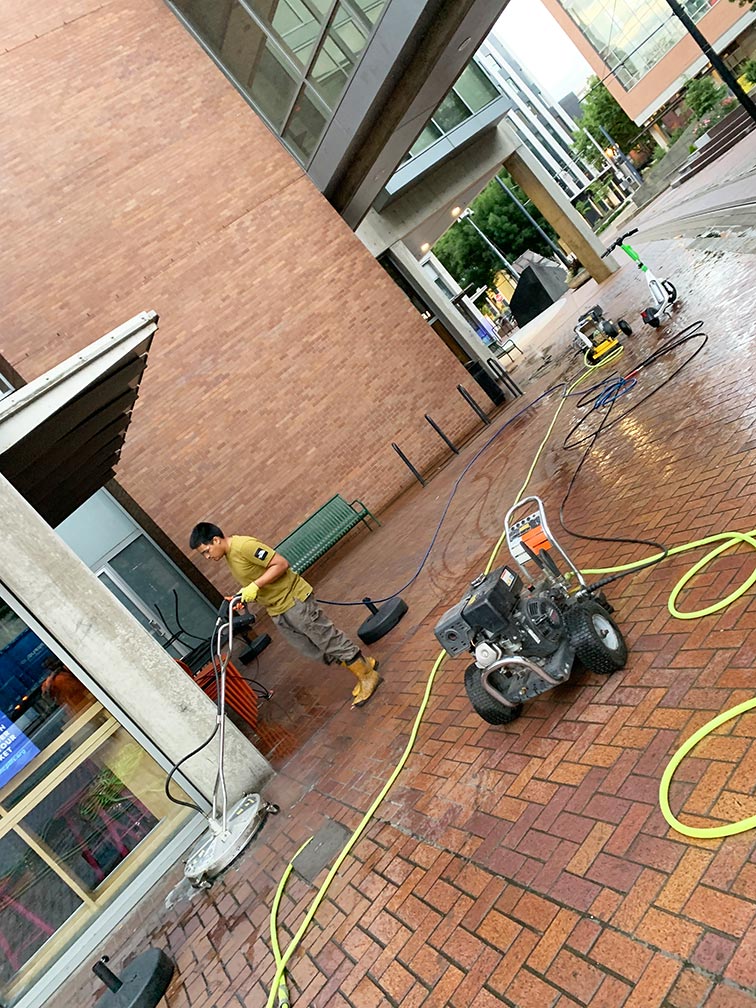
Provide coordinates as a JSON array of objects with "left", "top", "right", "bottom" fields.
[{"left": 573, "top": 305, "right": 632, "bottom": 364}]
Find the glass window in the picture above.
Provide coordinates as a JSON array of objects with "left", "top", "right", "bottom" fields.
[
  {"left": 267, "top": 0, "right": 323, "bottom": 66},
  {"left": 0, "top": 608, "right": 192, "bottom": 1002},
  {"left": 329, "top": 2, "right": 368, "bottom": 58},
  {"left": 282, "top": 85, "right": 329, "bottom": 160},
  {"left": 409, "top": 121, "right": 443, "bottom": 157},
  {"left": 432, "top": 91, "right": 471, "bottom": 133},
  {"left": 559, "top": 0, "right": 720, "bottom": 89},
  {"left": 453, "top": 63, "right": 499, "bottom": 113},
  {"left": 106, "top": 535, "right": 217, "bottom": 647},
  {"left": 249, "top": 42, "right": 299, "bottom": 128},
  {"left": 169, "top": 0, "right": 388, "bottom": 167},
  {"left": 309, "top": 35, "right": 352, "bottom": 107},
  {"left": 350, "top": 0, "right": 385, "bottom": 25}
]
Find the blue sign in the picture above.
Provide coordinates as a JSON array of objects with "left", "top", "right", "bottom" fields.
[{"left": 0, "top": 712, "right": 40, "bottom": 789}]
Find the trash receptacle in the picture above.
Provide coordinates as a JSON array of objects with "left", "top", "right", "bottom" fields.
[{"left": 464, "top": 360, "right": 506, "bottom": 406}]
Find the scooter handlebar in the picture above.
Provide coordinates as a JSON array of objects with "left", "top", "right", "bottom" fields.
[{"left": 600, "top": 227, "right": 640, "bottom": 258}]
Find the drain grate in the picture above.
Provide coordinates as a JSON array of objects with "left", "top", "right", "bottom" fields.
[{"left": 293, "top": 820, "right": 352, "bottom": 883}]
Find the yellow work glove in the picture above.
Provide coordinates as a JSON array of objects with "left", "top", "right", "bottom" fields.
[{"left": 240, "top": 582, "right": 259, "bottom": 604}]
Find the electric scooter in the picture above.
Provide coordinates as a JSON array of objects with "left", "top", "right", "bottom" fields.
[
  {"left": 602, "top": 228, "right": 677, "bottom": 328},
  {"left": 184, "top": 595, "right": 278, "bottom": 888}
]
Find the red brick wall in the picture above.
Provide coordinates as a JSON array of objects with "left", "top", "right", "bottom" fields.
[{"left": 0, "top": 0, "right": 483, "bottom": 587}]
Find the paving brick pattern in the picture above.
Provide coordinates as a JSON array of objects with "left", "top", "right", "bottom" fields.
[{"left": 56, "top": 152, "right": 756, "bottom": 1006}]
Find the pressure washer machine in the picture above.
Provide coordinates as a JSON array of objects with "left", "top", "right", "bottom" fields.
[
  {"left": 434, "top": 497, "right": 627, "bottom": 724},
  {"left": 572, "top": 304, "right": 632, "bottom": 364}
]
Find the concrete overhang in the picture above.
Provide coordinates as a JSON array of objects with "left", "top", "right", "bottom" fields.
[
  {"left": 376, "top": 93, "right": 513, "bottom": 209},
  {"left": 312, "top": 0, "right": 512, "bottom": 229},
  {"left": 358, "top": 119, "right": 518, "bottom": 258},
  {"left": 0, "top": 311, "right": 157, "bottom": 526}
]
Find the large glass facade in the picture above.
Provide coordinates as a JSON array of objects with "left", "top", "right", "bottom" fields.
[
  {"left": 170, "top": 0, "right": 387, "bottom": 166},
  {"left": 559, "top": 0, "right": 721, "bottom": 89},
  {"left": 0, "top": 602, "right": 193, "bottom": 1003}
]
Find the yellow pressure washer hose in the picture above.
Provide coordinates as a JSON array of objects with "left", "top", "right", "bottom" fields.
[{"left": 268, "top": 346, "right": 756, "bottom": 1004}]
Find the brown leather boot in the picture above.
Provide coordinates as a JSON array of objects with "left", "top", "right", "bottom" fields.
[{"left": 343, "top": 654, "right": 382, "bottom": 707}]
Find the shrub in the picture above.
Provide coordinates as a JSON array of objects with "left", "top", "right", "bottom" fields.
[
  {"left": 684, "top": 75, "right": 726, "bottom": 118},
  {"left": 742, "top": 59, "right": 756, "bottom": 88}
]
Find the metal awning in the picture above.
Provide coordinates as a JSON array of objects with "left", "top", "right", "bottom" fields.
[{"left": 0, "top": 311, "right": 158, "bottom": 526}]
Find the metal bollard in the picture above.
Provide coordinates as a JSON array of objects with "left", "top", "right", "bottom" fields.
[
  {"left": 456, "top": 385, "right": 491, "bottom": 425},
  {"left": 391, "top": 442, "right": 427, "bottom": 487},
  {"left": 424, "top": 415, "right": 459, "bottom": 454}
]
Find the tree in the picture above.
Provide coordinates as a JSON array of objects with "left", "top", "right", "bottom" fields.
[
  {"left": 684, "top": 75, "right": 725, "bottom": 117},
  {"left": 571, "top": 76, "right": 641, "bottom": 168},
  {"left": 432, "top": 170, "right": 558, "bottom": 292}
]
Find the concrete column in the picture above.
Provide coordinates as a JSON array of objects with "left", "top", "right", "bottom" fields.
[
  {"left": 388, "top": 241, "right": 496, "bottom": 369},
  {"left": 650, "top": 122, "right": 671, "bottom": 151},
  {"left": 504, "top": 146, "right": 618, "bottom": 282},
  {"left": 0, "top": 473, "right": 272, "bottom": 803}
]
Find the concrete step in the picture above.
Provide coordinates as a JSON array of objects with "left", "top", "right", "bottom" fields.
[{"left": 671, "top": 116, "right": 756, "bottom": 188}]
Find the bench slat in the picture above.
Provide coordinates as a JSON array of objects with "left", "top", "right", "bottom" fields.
[{"left": 275, "top": 493, "right": 378, "bottom": 573}]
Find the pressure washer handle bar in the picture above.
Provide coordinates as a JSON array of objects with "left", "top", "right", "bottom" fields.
[
  {"left": 601, "top": 228, "right": 639, "bottom": 257},
  {"left": 504, "top": 495, "right": 587, "bottom": 588}
]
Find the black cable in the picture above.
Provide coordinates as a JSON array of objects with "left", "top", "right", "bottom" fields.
[
  {"left": 556, "top": 321, "right": 709, "bottom": 590},
  {"left": 315, "top": 381, "right": 567, "bottom": 607},
  {"left": 163, "top": 611, "right": 228, "bottom": 811},
  {"left": 563, "top": 321, "right": 707, "bottom": 450}
]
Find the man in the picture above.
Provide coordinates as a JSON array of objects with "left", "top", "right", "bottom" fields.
[{"left": 189, "top": 522, "right": 382, "bottom": 708}]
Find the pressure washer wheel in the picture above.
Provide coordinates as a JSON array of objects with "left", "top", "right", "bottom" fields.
[
  {"left": 358, "top": 596, "right": 408, "bottom": 644},
  {"left": 564, "top": 600, "right": 627, "bottom": 675},
  {"left": 617, "top": 319, "right": 633, "bottom": 337},
  {"left": 599, "top": 320, "right": 619, "bottom": 338},
  {"left": 464, "top": 664, "right": 523, "bottom": 724}
]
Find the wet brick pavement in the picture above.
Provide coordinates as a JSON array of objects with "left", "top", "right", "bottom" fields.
[{"left": 58, "top": 134, "right": 756, "bottom": 1008}]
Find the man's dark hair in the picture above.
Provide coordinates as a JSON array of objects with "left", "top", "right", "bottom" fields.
[{"left": 189, "top": 522, "right": 224, "bottom": 549}]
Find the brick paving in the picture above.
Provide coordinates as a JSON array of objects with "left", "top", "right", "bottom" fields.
[{"left": 59, "top": 142, "right": 756, "bottom": 1007}]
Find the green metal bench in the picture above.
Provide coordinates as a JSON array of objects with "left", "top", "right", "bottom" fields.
[{"left": 275, "top": 494, "right": 381, "bottom": 573}]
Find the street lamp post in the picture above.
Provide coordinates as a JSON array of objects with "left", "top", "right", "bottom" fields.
[
  {"left": 662, "top": 0, "right": 756, "bottom": 125},
  {"left": 456, "top": 208, "right": 520, "bottom": 282},
  {"left": 492, "top": 175, "right": 570, "bottom": 267}
]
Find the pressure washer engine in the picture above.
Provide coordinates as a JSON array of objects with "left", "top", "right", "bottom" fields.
[
  {"left": 434, "top": 497, "right": 628, "bottom": 724},
  {"left": 573, "top": 304, "right": 632, "bottom": 364}
]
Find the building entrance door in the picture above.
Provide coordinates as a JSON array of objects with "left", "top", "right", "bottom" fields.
[{"left": 57, "top": 489, "right": 217, "bottom": 657}]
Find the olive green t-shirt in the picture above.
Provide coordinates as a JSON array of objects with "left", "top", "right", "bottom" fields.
[{"left": 225, "top": 536, "right": 312, "bottom": 617}]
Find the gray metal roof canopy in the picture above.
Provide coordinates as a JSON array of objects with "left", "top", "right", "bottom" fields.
[{"left": 0, "top": 311, "right": 158, "bottom": 526}]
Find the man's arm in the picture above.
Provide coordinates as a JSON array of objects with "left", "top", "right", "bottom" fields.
[
  {"left": 237, "top": 550, "right": 290, "bottom": 603},
  {"left": 253, "top": 551, "right": 289, "bottom": 589}
]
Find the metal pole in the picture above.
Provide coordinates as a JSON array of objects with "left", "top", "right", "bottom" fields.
[
  {"left": 457, "top": 385, "right": 491, "bottom": 425},
  {"left": 424, "top": 414, "right": 460, "bottom": 454},
  {"left": 391, "top": 443, "right": 427, "bottom": 486},
  {"left": 493, "top": 175, "right": 570, "bottom": 267},
  {"left": 458, "top": 212, "right": 520, "bottom": 281},
  {"left": 662, "top": 0, "right": 756, "bottom": 124}
]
